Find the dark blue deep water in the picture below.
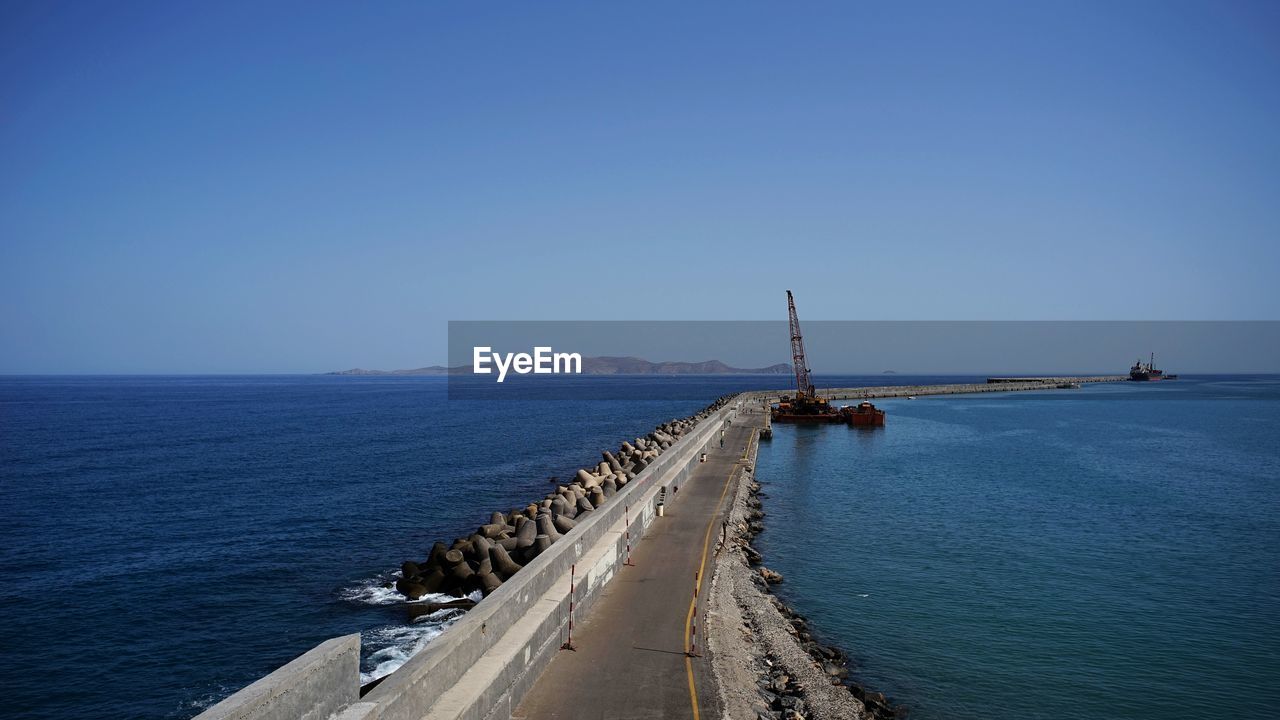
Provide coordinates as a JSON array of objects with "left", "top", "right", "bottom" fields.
[
  {"left": 757, "top": 377, "right": 1280, "bottom": 720},
  {"left": 0, "top": 374, "right": 813, "bottom": 719},
  {"left": 3, "top": 375, "right": 1277, "bottom": 719}
]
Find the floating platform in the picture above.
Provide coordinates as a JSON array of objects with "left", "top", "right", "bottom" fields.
[{"left": 771, "top": 399, "right": 885, "bottom": 427}]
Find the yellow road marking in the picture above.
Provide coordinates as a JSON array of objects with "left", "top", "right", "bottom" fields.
[{"left": 685, "top": 428, "right": 756, "bottom": 719}]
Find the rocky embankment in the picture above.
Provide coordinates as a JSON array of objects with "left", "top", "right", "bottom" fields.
[
  {"left": 710, "top": 438, "right": 903, "bottom": 720},
  {"left": 391, "top": 394, "right": 739, "bottom": 605}
]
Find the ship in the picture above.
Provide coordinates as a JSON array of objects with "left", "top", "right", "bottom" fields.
[
  {"left": 843, "top": 400, "right": 886, "bottom": 427},
  {"left": 1129, "top": 353, "right": 1178, "bottom": 381}
]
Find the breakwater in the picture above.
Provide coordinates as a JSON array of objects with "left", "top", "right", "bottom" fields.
[
  {"left": 195, "top": 377, "right": 1133, "bottom": 720},
  {"left": 709, "top": 418, "right": 893, "bottom": 720},
  {"left": 818, "top": 377, "right": 1125, "bottom": 400},
  {"left": 389, "top": 394, "right": 739, "bottom": 605},
  {"left": 195, "top": 394, "right": 742, "bottom": 720},
  {"left": 742, "top": 376, "right": 1125, "bottom": 407}
]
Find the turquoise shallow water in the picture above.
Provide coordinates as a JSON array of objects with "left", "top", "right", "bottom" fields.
[{"left": 755, "top": 377, "right": 1280, "bottom": 720}]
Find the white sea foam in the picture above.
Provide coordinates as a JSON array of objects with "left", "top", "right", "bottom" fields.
[
  {"left": 360, "top": 622, "right": 448, "bottom": 683},
  {"left": 180, "top": 685, "right": 235, "bottom": 714},
  {"left": 358, "top": 590, "right": 483, "bottom": 684},
  {"left": 339, "top": 573, "right": 460, "bottom": 606}
]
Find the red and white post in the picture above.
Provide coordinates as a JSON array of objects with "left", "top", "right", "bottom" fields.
[
  {"left": 689, "top": 570, "right": 701, "bottom": 657},
  {"left": 561, "top": 563, "right": 577, "bottom": 651},
  {"left": 623, "top": 504, "right": 636, "bottom": 566}
]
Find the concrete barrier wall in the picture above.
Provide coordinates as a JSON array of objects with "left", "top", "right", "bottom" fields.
[
  {"left": 362, "top": 402, "right": 734, "bottom": 720},
  {"left": 198, "top": 402, "right": 735, "bottom": 720},
  {"left": 195, "top": 634, "right": 360, "bottom": 720}
]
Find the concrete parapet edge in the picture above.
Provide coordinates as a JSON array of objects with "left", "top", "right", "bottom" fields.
[{"left": 194, "top": 634, "right": 361, "bottom": 720}]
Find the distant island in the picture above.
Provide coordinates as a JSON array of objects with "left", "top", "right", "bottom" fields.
[{"left": 327, "top": 357, "right": 791, "bottom": 376}]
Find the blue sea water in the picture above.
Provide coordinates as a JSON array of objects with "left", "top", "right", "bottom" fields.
[
  {"left": 0, "top": 373, "right": 816, "bottom": 719},
  {"left": 756, "top": 376, "right": 1280, "bottom": 720},
  {"left": 3, "top": 375, "right": 1277, "bottom": 719}
]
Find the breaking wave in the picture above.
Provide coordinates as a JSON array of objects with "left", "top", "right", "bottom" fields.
[
  {"left": 338, "top": 574, "right": 484, "bottom": 684},
  {"left": 358, "top": 599, "right": 480, "bottom": 684}
]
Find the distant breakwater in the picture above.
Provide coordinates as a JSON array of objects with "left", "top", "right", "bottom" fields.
[
  {"left": 740, "top": 376, "right": 1128, "bottom": 406},
  {"left": 818, "top": 377, "right": 1127, "bottom": 401}
]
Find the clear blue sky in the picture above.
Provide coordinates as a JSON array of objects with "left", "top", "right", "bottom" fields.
[{"left": 2, "top": 1, "right": 1277, "bottom": 373}]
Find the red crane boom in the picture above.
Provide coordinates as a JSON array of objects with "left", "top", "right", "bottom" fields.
[{"left": 786, "top": 290, "right": 815, "bottom": 399}]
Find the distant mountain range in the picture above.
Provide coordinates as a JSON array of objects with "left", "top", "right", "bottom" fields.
[{"left": 326, "top": 356, "right": 791, "bottom": 376}]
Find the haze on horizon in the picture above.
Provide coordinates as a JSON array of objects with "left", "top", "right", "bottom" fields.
[{"left": 2, "top": 2, "right": 1278, "bottom": 374}]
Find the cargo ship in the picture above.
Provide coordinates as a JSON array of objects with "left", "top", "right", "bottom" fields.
[
  {"left": 1130, "top": 353, "right": 1177, "bottom": 381},
  {"left": 843, "top": 400, "right": 886, "bottom": 427}
]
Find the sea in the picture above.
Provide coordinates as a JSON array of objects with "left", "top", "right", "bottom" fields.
[
  {"left": 756, "top": 376, "right": 1280, "bottom": 719},
  {"left": 1, "top": 375, "right": 1277, "bottom": 719}
]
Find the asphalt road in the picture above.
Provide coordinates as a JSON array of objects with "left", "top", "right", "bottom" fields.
[{"left": 514, "top": 412, "right": 762, "bottom": 720}]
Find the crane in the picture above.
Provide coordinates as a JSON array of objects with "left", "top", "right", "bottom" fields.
[
  {"left": 787, "top": 290, "right": 815, "bottom": 399},
  {"left": 772, "top": 290, "right": 840, "bottom": 422}
]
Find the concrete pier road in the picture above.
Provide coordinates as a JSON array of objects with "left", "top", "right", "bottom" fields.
[{"left": 514, "top": 411, "right": 764, "bottom": 720}]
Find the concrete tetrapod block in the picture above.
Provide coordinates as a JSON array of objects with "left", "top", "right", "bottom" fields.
[
  {"left": 552, "top": 514, "right": 576, "bottom": 534},
  {"left": 468, "top": 534, "right": 493, "bottom": 560},
  {"left": 514, "top": 516, "right": 537, "bottom": 548},
  {"left": 561, "top": 491, "right": 580, "bottom": 517},
  {"left": 420, "top": 568, "right": 444, "bottom": 594},
  {"left": 449, "top": 558, "right": 474, "bottom": 584},
  {"left": 395, "top": 577, "right": 429, "bottom": 600},
  {"left": 489, "top": 544, "right": 523, "bottom": 578},
  {"left": 533, "top": 533, "right": 552, "bottom": 554},
  {"left": 550, "top": 495, "right": 572, "bottom": 519},
  {"left": 604, "top": 450, "right": 623, "bottom": 472},
  {"left": 478, "top": 572, "right": 502, "bottom": 596},
  {"left": 537, "top": 513, "right": 561, "bottom": 543},
  {"left": 427, "top": 541, "right": 449, "bottom": 568}
]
